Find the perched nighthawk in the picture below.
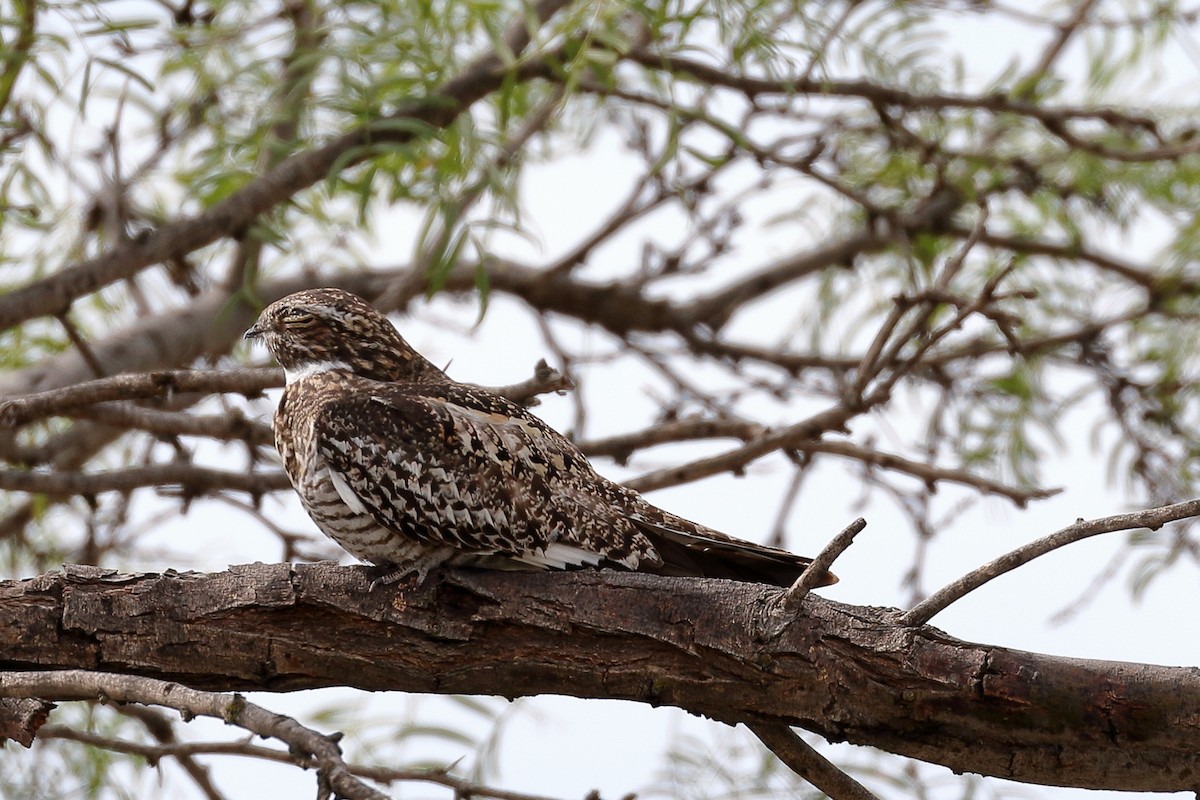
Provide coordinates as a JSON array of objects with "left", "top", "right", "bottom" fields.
[{"left": 245, "top": 288, "right": 836, "bottom": 588}]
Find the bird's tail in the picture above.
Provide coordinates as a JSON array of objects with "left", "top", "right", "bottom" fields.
[{"left": 630, "top": 510, "right": 837, "bottom": 588}]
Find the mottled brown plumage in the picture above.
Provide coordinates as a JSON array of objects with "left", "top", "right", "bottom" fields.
[{"left": 246, "top": 288, "right": 836, "bottom": 587}]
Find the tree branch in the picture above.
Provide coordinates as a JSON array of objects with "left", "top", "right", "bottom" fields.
[
  {"left": 901, "top": 499, "right": 1200, "bottom": 626},
  {"left": 485, "top": 359, "right": 574, "bottom": 407},
  {"left": 0, "top": 563, "right": 1196, "bottom": 791},
  {"left": 38, "top": 724, "right": 571, "bottom": 800},
  {"left": 0, "top": 464, "right": 289, "bottom": 498},
  {"left": 782, "top": 517, "right": 864, "bottom": 609},
  {"left": 621, "top": 50, "right": 1164, "bottom": 137},
  {"left": 749, "top": 723, "right": 879, "bottom": 800},
  {"left": 799, "top": 440, "right": 1060, "bottom": 508},
  {"left": 576, "top": 416, "right": 765, "bottom": 463},
  {"left": 1, "top": 360, "right": 570, "bottom": 434},
  {"left": 0, "top": 669, "right": 386, "bottom": 800},
  {"left": 0, "top": 369, "right": 280, "bottom": 429}
]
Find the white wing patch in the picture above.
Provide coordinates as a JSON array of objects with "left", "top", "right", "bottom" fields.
[
  {"left": 325, "top": 467, "right": 368, "bottom": 515},
  {"left": 514, "top": 542, "right": 606, "bottom": 570}
]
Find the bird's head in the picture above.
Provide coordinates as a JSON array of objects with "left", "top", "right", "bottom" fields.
[{"left": 245, "top": 288, "right": 444, "bottom": 385}]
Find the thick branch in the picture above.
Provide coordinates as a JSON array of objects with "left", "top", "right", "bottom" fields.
[{"left": 0, "top": 564, "right": 1196, "bottom": 792}]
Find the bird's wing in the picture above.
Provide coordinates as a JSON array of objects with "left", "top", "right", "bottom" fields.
[
  {"left": 311, "top": 381, "right": 659, "bottom": 570},
  {"left": 632, "top": 511, "right": 836, "bottom": 586},
  {"left": 600, "top": 481, "right": 837, "bottom": 586}
]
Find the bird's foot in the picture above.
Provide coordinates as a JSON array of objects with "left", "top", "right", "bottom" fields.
[{"left": 365, "top": 553, "right": 447, "bottom": 591}]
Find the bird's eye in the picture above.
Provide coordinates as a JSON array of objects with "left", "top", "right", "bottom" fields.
[{"left": 280, "top": 308, "right": 314, "bottom": 326}]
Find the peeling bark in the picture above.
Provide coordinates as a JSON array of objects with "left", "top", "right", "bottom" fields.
[
  {"left": 0, "top": 697, "right": 54, "bottom": 747},
  {"left": 0, "top": 563, "right": 1196, "bottom": 791}
]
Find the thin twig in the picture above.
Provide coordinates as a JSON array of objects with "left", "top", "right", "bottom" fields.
[
  {"left": 56, "top": 313, "right": 107, "bottom": 380},
  {"left": 857, "top": 209, "right": 989, "bottom": 395},
  {"left": 487, "top": 359, "right": 574, "bottom": 407},
  {"left": 38, "top": 725, "right": 571, "bottom": 800},
  {"left": 1047, "top": 545, "right": 1128, "bottom": 626},
  {"left": 768, "top": 465, "right": 809, "bottom": 549},
  {"left": 900, "top": 499, "right": 1200, "bottom": 627},
  {"left": 577, "top": 417, "right": 764, "bottom": 462},
  {"left": 801, "top": 439, "right": 1060, "bottom": 507},
  {"left": 782, "top": 517, "right": 865, "bottom": 609},
  {"left": 73, "top": 404, "right": 274, "bottom": 447},
  {"left": 112, "top": 704, "right": 225, "bottom": 800},
  {"left": 749, "top": 723, "right": 879, "bottom": 800},
  {"left": 534, "top": 314, "right": 588, "bottom": 436}
]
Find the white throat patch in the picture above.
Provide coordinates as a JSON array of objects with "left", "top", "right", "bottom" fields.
[{"left": 284, "top": 360, "right": 352, "bottom": 385}]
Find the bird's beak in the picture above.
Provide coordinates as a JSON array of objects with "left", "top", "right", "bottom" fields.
[{"left": 244, "top": 323, "right": 263, "bottom": 340}]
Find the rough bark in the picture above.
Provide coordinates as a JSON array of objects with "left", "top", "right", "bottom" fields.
[
  {"left": 0, "top": 563, "right": 1196, "bottom": 791},
  {"left": 0, "top": 697, "right": 53, "bottom": 747}
]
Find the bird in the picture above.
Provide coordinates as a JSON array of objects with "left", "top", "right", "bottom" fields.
[{"left": 244, "top": 287, "right": 836, "bottom": 588}]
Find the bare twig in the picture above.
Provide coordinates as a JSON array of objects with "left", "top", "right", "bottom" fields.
[
  {"left": 854, "top": 211, "right": 989, "bottom": 398},
  {"left": 1026, "top": 0, "right": 1100, "bottom": 86},
  {"left": 72, "top": 404, "right": 274, "bottom": 447},
  {"left": 749, "top": 723, "right": 879, "bottom": 800},
  {"left": 800, "top": 439, "right": 1060, "bottom": 507},
  {"left": 622, "top": 401, "right": 862, "bottom": 493},
  {"left": 487, "top": 359, "right": 574, "bottom": 407},
  {"left": 56, "top": 313, "right": 107, "bottom": 379},
  {"left": 901, "top": 499, "right": 1200, "bottom": 626},
  {"left": 782, "top": 517, "right": 865, "bottom": 609},
  {"left": 577, "top": 416, "right": 764, "bottom": 462},
  {"left": 1047, "top": 545, "right": 1129, "bottom": 626},
  {"left": 113, "top": 704, "right": 224, "bottom": 800},
  {"left": 768, "top": 465, "right": 809, "bottom": 549},
  {"left": 39, "top": 724, "right": 572, "bottom": 800}
]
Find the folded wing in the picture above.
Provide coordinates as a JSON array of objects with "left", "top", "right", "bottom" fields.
[
  {"left": 310, "top": 381, "right": 660, "bottom": 570},
  {"left": 312, "top": 378, "right": 834, "bottom": 586}
]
